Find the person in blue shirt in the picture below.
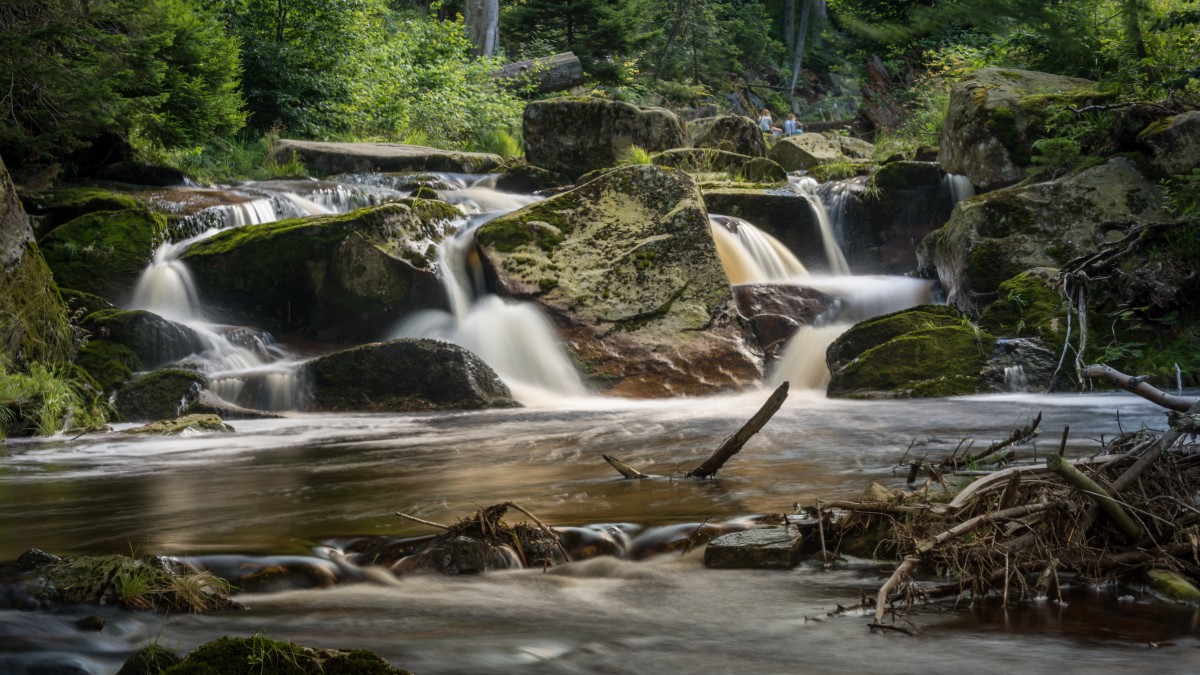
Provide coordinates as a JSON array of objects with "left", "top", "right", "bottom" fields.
[{"left": 783, "top": 113, "right": 804, "bottom": 136}]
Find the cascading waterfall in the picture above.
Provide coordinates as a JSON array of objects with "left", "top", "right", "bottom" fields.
[
  {"left": 790, "top": 176, "right": 851, "bottom": 275},
  {"left": 392, "top": 183, "right": 589, "bottom": 402},
  {"left": 708, "top": 215, "right": 808, "bottom": 284},
  {"left": 1004, "top": 365, "right": 1031, "bottom": 393},
  {"left": 943, "top": 173, "right": 975, "bottom": 206}
]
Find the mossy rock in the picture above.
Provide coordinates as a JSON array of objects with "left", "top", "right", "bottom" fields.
[
  {"left": 60, "top": 288, "right": 116, "bottom": 318},
  {"left": 181, "top": 202, "right": 457, "bottom": 342},
  {"left": 21, "top": 187, "right": 144, "bottom": 236},
  {"left": 939, "top": 68, "right": 1102, "bottom": 190},
  {"left": 162, "top": 636, "right": 409, "bottom": 675},
  {"left": 118, "top": 645, "right": 183, "bottom": 675},
  {"left": 126, "top": 413, "right": 233, "bottom": 434},
  {"left": 39, "top": 207, "right": 168, "bottom": 303},
  {"left": 305, "top": 338, "right": 517, "bottom": 412},
  {"left": 523, "top": 98, "right": 688, "bottom": 178},
  {"left": 77, "top": 339, "right": 142, "bottom": 392},
  {"left": 652, "top": 147, "right": 751, "bottom": 173},
  {"left": 767, "top": 133, "right": 845, "bottom": 171},
  {"left": 871, "top": 161, "right": 942, "bottom": 191},
  {"left": 491, "top": 161, "right": 564, "bottom": 192},
  {"left": 737, "top": 157, "right": 787, "bottom": 183},
  {"left": 825, "top": 304, "right": 966, "bottom": 372},
  {"left": 977, "top": 269, "right": 1067, "bottom": 342},
  {"left": 476, "top": 164, "right": 762, "bottom": 397},
  {"left": 920, "top": 158, "right": 1165, "bottom": 316},
  {"left": 0, "top": 156, "right": 74, "bottom": 366},
  {"left": 83, "top": 309, "right": 204, "bottom": 369},
  {"left": 271, "top": 139, "right": 502, "bottom": 176},
  {"left": 114, "top": 368, "right": 206, "bottom": 422},
  {"left": 828, "top": 322, "right": 996, "bottom": 398},
  {"left": 1137, "top": 111, "right": 1200, "bottom": 177},
  {"left": 686, "top": 115, "right": 767, "bottom": 157}
]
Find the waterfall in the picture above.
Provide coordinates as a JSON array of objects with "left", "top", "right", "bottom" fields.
[
  {"left": 709, "top": 215, "right": 808, "bottom": 284},
  {"left": 1004, "top": 365, "right": 1031, "bottom": 393},
  {"left": 943, "top": 173, "right": 975, "bottom": 206},
  {"left": 790, "top": 176, "right": 851, "bottom": 275},
  {"left": 392, "top": 186, "right": 588, "bottom": 402}
]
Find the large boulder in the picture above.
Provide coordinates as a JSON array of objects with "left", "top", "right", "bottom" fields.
[
  {"left": 476, "top": 165, "right": 761, "bottom": 396},
  {"left": 0, "top": 155, "right": 74, "bottom": 365},
  {"left": 114, "top": 368, "right": 206, "bottom": 421},
  {"left": 939, "top": 68, "right": 1098, "bottom": 190},
  {"left": 182, "top": 200, "right": 458, "bottom": 343},
  {"left": 920, "top": 158, "right": 1165, "bottom": 316},
  {"left": 523, "top": 99, "right": 687, "bottom": 178},
  {"left": 687, "top": 115, "right": 767, "bottom": 157},
  {"left": 82, "top": 309, "right": 204, "bottom": 369},
  {"left": 20, "top": 187, "right": 142, "bottom": 237},
  {"left": 700, "top": 188, "right": 825, "bottom": 270},
  {"left": 1138, "top": 111, "right": 1200, "bottom": 177},
  {"left": 272, "top": 140, "right": 503, "bottom": 176},
  {"left": 39, "top": 207, "right": 168, "bottom": 304},
  {"left": 305, "top": 338, "right": 516, "bottom": 411},
  {"left": 653, "top": 148, "right": 751, "bottom": 173},
  {"left": 826, "top": 306, "right": 997, "bottom": 399},
  {"left": 767, "top": 133, "right": 845, "bottom": 171}
]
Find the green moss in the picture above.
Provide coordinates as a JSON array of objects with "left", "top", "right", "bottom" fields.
[
  {"left": 0, "top": 242, "right": 75, "bottom": 366},
  {"left": 22, "top": 188, "right": 143, "bottom": 234},
  {"left": 871, "top": 161, "right": 941, "bottom": 191},
  {"left": 114, "top": 368, "right": 205, "bottom": 421},
  {"left": 162, "top": 636, "right": 410, "bottom": 675},
  {"left": 117, "top": 644, "right": 182, "bottom": 675},
  {"left": 826, "top": 304, "right": 966, "bottom": 370},
  {"left": 477, "top": 196, "right": 578, "bottom": 253},
  {"left": 60, "top": 288, "right": 115, "bottom": 318},
  {"left": 39, "top": 208, "right": 167, "bottom": 302},
  {"left": 967, "top": 239, "right": 1023, "bottom": 296},
  {"left": 974, "top": 191, "right": 1035, "bottom": 238},
  {"left": 986, "top": 107, "right": 1030, "bottom": 165},
  {"left": 76, "top": 339, "right": 141, "bottom": 392},
  {"left": 978, "top": 271, "right": 1066, "bottom": 342},
  {"left": 829, "top": 324, "right": 994, "bottom": 398}
]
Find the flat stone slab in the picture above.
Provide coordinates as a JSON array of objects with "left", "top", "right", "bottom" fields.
[
  {"left": 704, "top": 527, "right": 805, "bottom": 569},
  {"left": 272, "top": 140, "right": 504, "bottom": 176}
]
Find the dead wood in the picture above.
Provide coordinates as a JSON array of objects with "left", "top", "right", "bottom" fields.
[
  {"left": 1046, "top": 454, "right": 1142, "bottom": 540},
  {"left": 941, "top": 413, "right": 1041, "bottom": 470},
  {"left": 1082, "top": 364, "right": 1197, "bottom": 412},
  {"left": 875, "top": 558, "right": 917, "bottom": 623},
  {"left": 687, "top": 381, "right": 789, "bottom": 479},
  {"left": 915, "top": 503, "right": 1056, "bottom": 554},
  {"left": 492, "top": 52, "right": 584, "bottom": 93},
  {"left": 603, "top": 454, "right": 649, "bottom": 479},
  {"left": 395, "top": 512, "right": 452, "bottom": 530}
]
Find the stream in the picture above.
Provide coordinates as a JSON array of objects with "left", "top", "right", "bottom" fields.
[{"left": 3, "top": 391, "right": 1199, "bottom": 673}]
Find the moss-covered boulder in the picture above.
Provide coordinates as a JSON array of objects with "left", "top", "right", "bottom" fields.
[
  {"left": 39, "top": 207, "right": 168, "bottom": 303},
  {"left": 939, "top": 68, "right": 1100, "bottom": 190},
  {"left": 700, "top": 187, "right": 825, "bottom": 269},
  {"left": 20, "top": 187, "right": 143, "bottom": 237},
  {"left": 827, "top": 320, "right": 997, "bottom": 399},
  {"left": 161, "top": 636, "right": 409, "bottom": 675},
  {"left": 60, "top": 288, "right": 116, "bottom": 317},
  {"left": 126, "top": 413, "right": 234, "bottom": 434},
  {"left": 767, "top": 133, "right": 845, "bottom": 171},
  {"left": 0, "top": 155, "right": 74, "bottom": 365},
  {"left": 77, "top": 339, "right": 143, "bottom": 392},
  {"left": 477, "top": 164, "right": 761, "bottom": 396},
  {"left": 305, "top": 338, "right": 517, "bottom": 411},
  {"left": 10, "top": 551, "right": 236, "bottom": 613},
  {"left": 83, "top": 309, "right": 204, "bottom": 368},
  {"left": 118, "top": 645, "right": 183, "bottom": 675},
  {"left": 523, "top": 98, "right": 688, "bottom": 178},
  {"left": 825, "top": 304, "right": 965, "bottom": 373},
  {"left": 977, "top": 269, "right": 1067, "bottom": 343},
  {"left": 114, "top": 368, "right": 206, "bottom": 422},
  {"left": 834, "top": 135, "right": 876, "bottom": 160},
  {"left": 1138, "top": 111, "right": 1200, "bottom": 177},
  {"left": 182, "top": 201, "right": 457, "bottom": 343},
  {"left": 920, "top": 158, "right": 1165, "bottom": 316},
  {"left": 272, "top": 139, "right": 502, "bottom": 176},
  {"left": 738, "top": 157, "right": 788, "bottom": 183},
  {"left": 652, "top": 148, "right": 751, "bottom": 172},
  {"left": 687, "top": 114, "right": 767, "bottom": 157}
]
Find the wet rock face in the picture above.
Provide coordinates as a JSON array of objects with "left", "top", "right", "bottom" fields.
[
  {"left": 687, "top": 115, "right": 767, "bottom": 157},
  {"left": 0, "top": 155, "right": 74, "bottom": 365},
  {"left": 476, "top": 164, "right": 762, "bottom": 397},
  {"left": 733, "top": 284, "right": 835, "bottom": 357},
  {"left": 114, "top": 368, "right": 206, "bottom": 422},
  {"left": 1139, "top": 111, "right": 1200, "bottom": 176},
  {"left": 182, "top": 201, "right": 457, "bottom": 343},
  {"left": 919, "top": 158, "right": 1165, "bottom": 316},
  {"left": 939, "top": 68, "right": 1098, "bottom": 190},
  {"left": 700, "top": 188, "right": 824, "bottom": 268},
  {"left": 305, "top": 338, "right": 517, "bottom": 412},
  {"left": 523, "top": 99, "right": 688, "bottom": 178},
  {"left": 826, "top": 305, "right": 999, "bottom": 399}
]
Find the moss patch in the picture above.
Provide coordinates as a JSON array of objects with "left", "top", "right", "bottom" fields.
[
  {"left": 76, "top": 339, "right": 141, "bottom": 392},
  {"left": 829, "top": 324, "right": 995, "bottom": 398},
  {"left": 161, "top": 636, "right": 410, "bottom": 675},
  {"left": 22, "top": 188, "right": 144, "bottom": 235},
  {"left": 978, "top": 271, "right": 1066, "bottom": 341},
  {"left": 114, "top": 368, "right": 205, "bottom": 422},
  {"left": 826, "top": 304, "right": 965, "bottom": 371},
  {"left": 39, "top": 208, "right": 167, "bottom": 303}
]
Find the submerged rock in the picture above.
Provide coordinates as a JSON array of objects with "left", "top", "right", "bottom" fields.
[
  {"left": 687, "top": 115, "right": 767, "bottom": 157},
  {"left": 523, "top": 98, "right": 687, "bottom": 178},
  {"left": 114, "top": 368, "right": 206, "bottom": 422},
  {"left": 0, "top": 155, "right": 74, "bottom": 365},
  {"left": 272, "top": 139, "right": 503, "bottom": 175},
  {"left": 39, "top": 207, "right": 168, "bottom": 304},
  {"left": 704, "top": 526, "right": 815, "bottom": 569},
  {"left": 305, "top": 338, "right": 517, "bottom": 411},
  {"left": 159, "top": 636, "right": 410, "bottom": 675},
  {"left": 920, "top": 158, "right": 1165, "bottom": 316},
  {"left": 182, "top": 201, "right": 457, "bottom": 343},
  {"left": 126, "top": 413, "right": 234, "bottom": 435},
  {"left": 476, "top": 164, "right": 762, "bottom": 397},
  {"left": 939, "top": 68, "right": 1099, "bottom": 190},
  {"left": 826, "top": 305, "right": 998, "bottom": 398}
]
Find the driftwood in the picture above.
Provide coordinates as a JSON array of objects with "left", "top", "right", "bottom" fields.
[
  {"left": 687, "top": 382, "right": 789, "bottom": 479},
  {"left": 1081, "top": 364, "right": 1194, "bottom": 412},
  {"left": 493, "top": 52, "right": 584, "bottom": 93},
  {"left": 1046, "top": 454, "right": 1142, "bottom": 539},
  {"left": 941, "top": 413, "right": 1041, "bottom": 470}
]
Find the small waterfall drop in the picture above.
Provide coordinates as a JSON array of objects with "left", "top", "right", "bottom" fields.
[
  {"left": 943, "top": 173, "right": 975, "bottom": 206},
  {"left": 1004, "top": 365, "right": 1031, "bottom": 393},
  {"left": 791, "top": 176, "right": 851, "bottom": 275},
  {"left": 392, "top": 187, "right": 588, "bottom": 402},
  {"left": 709, "top": 215, "right": 808, "bottom": 284}
]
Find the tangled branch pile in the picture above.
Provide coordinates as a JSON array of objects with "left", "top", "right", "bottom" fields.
[{"left": 835, "top": 365, "right": 1200, "bottom": 632}]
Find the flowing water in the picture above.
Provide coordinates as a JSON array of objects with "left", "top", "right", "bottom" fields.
[{"left": 1, "top": 393, "right": 1196, "bottom": 674}]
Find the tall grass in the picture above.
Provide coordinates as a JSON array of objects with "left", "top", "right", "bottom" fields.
[
  {"left": 0, "top": 354, "right": 108, "bottom": 439},
  {"left": 132, "top": 133, "right": 307, "bottom": 185}
]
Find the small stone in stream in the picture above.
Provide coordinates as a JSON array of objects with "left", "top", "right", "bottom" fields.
[
  {"left": 17, "top": 548, "right": 62, "bottom": 570},
  {"left": 76, "top": 615, "right": 106, "bottom": 631},
  {"left": 116, "top": 644, "right": 183, "bottom": 675},
  {"left": 704, "top": 526, "right": 806, "bottom": 569}
]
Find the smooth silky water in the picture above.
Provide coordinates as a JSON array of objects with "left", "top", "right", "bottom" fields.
[{"left": 3, "top": 176, "right": 1199, "bottom": 673}]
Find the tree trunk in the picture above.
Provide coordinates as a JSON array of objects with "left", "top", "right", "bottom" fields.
[
  {"left": 463, "top": 0, "right": 500, "bottom": 57},
  {"left": 784, "top": 0, "right": 795, "bottom": 49},
  {"left": 1124, "top": 0, "right": 1148, "bottom": 59},
  {"left": 492, "top": 52, "right": 584, "bottom": 93},
  {"left": 789, "top": 0, "right": 813, "bottom": 93},
  {"left": 654, "top": 0, "right": 689, "bottom": 79}
]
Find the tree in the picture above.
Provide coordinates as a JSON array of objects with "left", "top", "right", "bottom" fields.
[
  {"left": 501, "top": 0, "right": 647, "bottom": 81},
  {"left": 464, "top": 0, "right": 499, "bottom": 56}
]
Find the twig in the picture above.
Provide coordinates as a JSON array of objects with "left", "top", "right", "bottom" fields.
[
  {"left": 502, "top": 501, "right": 572, "bottom": 563},
  {"left": 1046, "top": 454, "right": 1142, "bottom": 540},
  {"left": 687, "top": 381, "right": 789, "bottom": 479},
  {"left": 395, "top": 511, "right": 451, "bottom": 530},
  {"left": 1082, "top": 364, "right": 1197, "bottom": 412},
  {"left": 916, "top": 503, "right": 1055, "bottom": 554},
  {"left": 875, "top": 558, "right": 917, "bottom": 624}
]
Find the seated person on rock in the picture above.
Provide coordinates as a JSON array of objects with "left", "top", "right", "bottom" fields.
[
  {"left": 758, "top": 108, "right": 782, "bottom": 137},
  {"left": 783, "top": 113, "right": 804, "bottom": 136}
]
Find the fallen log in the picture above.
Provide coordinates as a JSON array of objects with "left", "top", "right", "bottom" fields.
[
  {"left": 493, "top": 52, "right": 584, "bottom": 94},
  {"left": 687, "top": 382, "right": 789, "bottom": 479},
  {"left": 1081, "top": 364, "right": 1196, "bottom": 412}
]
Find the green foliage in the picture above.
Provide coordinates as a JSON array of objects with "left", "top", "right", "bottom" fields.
[
  {"left": 1030, "top": 138, "right": 1083, "bottom": 178},
  {"left": 0, "top": 0, "right": 245, "bottom": 177},
  {"left": 134, "top": 134, "right": 307, "bottom": 184},
  {"left": 502, "top": 0, "right": 650, "bottom": 82},
  {"left": 0, "top": 353, "right": 108, "bottom": 439},
  {"left": 618, "top": 145, "right": 655, "bottom": 166},
  {"left": 1163, "top": 169, "right": 1200, "bottom": 219}
]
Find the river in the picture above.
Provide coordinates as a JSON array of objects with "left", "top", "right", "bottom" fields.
[{"left": 3, "top": 391, "right": 1199, "bottom": 673}]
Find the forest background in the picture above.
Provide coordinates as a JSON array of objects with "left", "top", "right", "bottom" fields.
[{"left": 3, "top": 0, "right": 1198, "bottom": 185}]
